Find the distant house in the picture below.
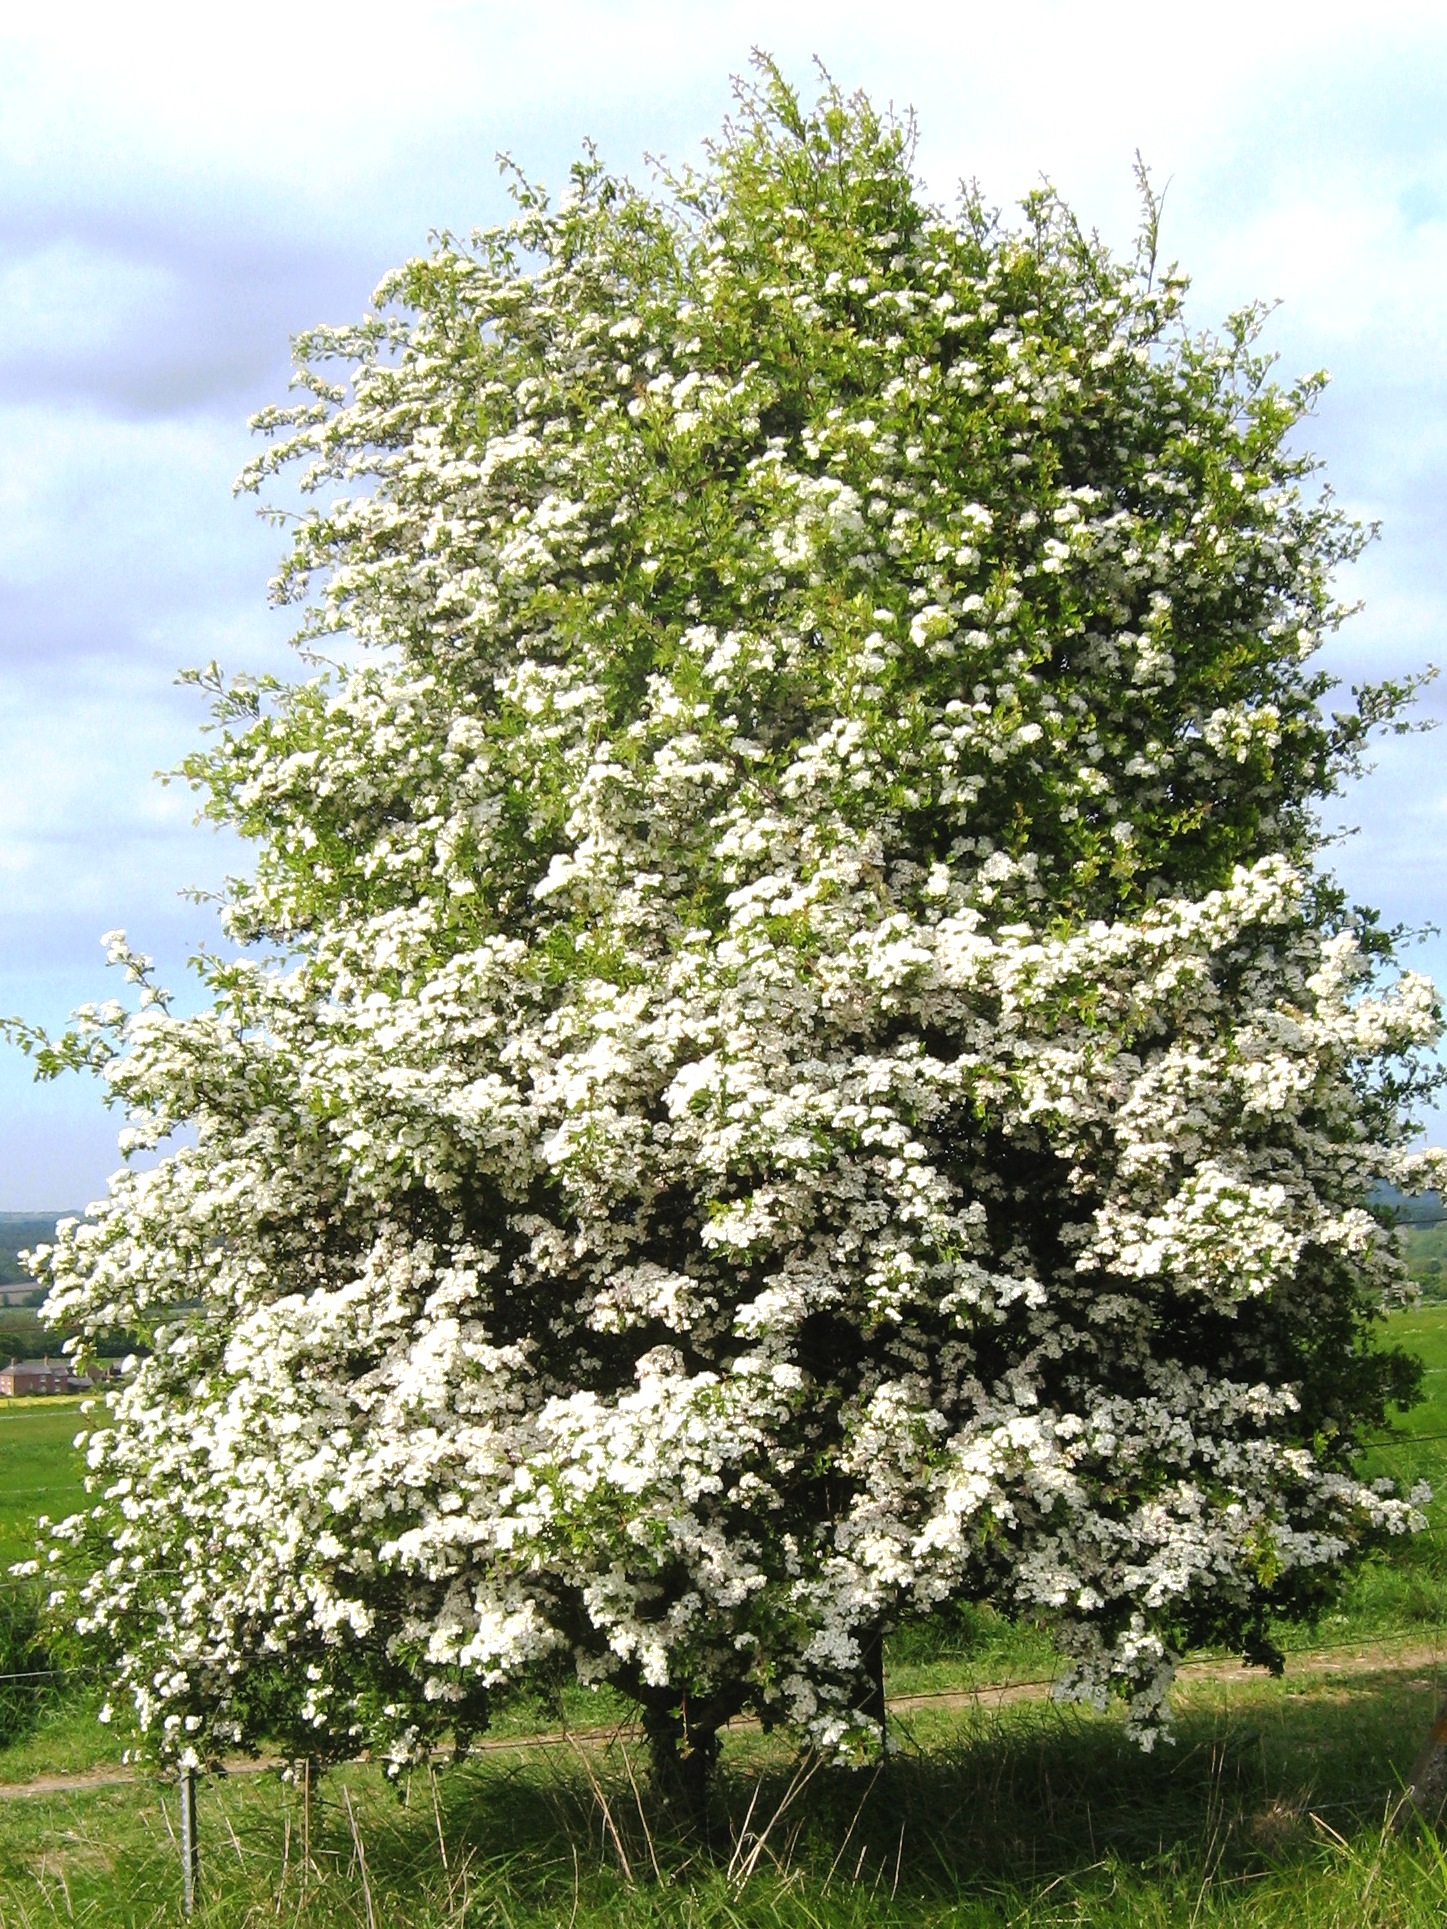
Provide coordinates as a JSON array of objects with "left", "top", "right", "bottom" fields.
[{"left": 0, "top": 1358, "right": 85, "bottom": 1397}]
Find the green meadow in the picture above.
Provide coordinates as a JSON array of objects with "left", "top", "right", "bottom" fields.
[
  {"left": 0, "top": 1400, "right": 88, "bottom": 1572},
  {"left": 3, "top": 1311, "right": 1447, "bottom": 1923}
]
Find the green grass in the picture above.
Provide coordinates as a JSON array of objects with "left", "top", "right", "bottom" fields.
[
  {"left": 3, "top": 1666, "right": 1447, "bottom": 1924},
  {"left": 0, "top": 1399, "right": 97, "bottom": 1773},
  {"left": 0, "top": 1400, "right": 87, "bottom": 1573},
  {"left": 1321, "top": 1304, "right": 1447, "bottom": 1647}
]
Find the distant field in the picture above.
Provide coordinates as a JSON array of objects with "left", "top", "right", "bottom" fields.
[
  {"left": 1337, "top": 1301, "right": 1447, "bottom": 1642},
  {"left": 0, "top": 1398, "right": 88, "bottom": 1571}
]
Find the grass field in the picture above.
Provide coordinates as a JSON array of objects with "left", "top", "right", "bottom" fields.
[
  {"left": 0, "top": 1399, "right": 87, "bottom": 1573},
  {"left": 5, "top": 1315, "right": 1447, "bottom": 1922}
]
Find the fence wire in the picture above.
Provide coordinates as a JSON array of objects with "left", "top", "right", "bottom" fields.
[{"left": 4, "top": 1439, "right": 1447, "bottom": 1696}]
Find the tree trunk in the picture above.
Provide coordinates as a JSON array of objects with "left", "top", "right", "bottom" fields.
[
  {"left": 857, "top": 1626, "right": 887, "bottom": 1753},
  {"left": 642, "top": 1702, "right": 721, "bottom": 1834}
]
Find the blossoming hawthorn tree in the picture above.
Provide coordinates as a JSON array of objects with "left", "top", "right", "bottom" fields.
[{"left": 14, "top": 64, "right": 1446, "bottom": 1803}]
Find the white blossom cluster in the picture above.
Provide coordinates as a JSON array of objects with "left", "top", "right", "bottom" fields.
[{"left": 18, "top": 69, "right": 1442, "bottom": 1771}]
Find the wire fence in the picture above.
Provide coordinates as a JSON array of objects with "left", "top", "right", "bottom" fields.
[
  {"left": 2, "top": 1439, "right": 1447, "bottom": 1710},
  {"left": 10, "top": 1548, "right": 1447, "bottom": 1919},
  {"left": 6, "top": 1631, "right": 1447, "bottom": 1758}
]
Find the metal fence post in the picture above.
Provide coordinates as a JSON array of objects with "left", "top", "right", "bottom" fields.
[{"left": 178, "top": 1761, "right": 199, "bottom": 1918}]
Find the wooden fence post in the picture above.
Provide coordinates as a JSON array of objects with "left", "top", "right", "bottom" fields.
[
  {"left": 178, "top": 1761, "right": 199, "bottom": 1917},
  {"left": 1393, "top": 1695, "right": 1447, "bottom": 1828}
]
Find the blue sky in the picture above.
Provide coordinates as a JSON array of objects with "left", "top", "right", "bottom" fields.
[{"left": 2, "top": 0, "right": 1445, "bottom": 1208}]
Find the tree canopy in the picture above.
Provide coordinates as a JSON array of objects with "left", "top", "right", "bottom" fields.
[{"left": 18, "top": 64, "right": 1444, "bottom": 1791}]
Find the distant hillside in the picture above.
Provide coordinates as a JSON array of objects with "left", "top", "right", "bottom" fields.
[
  {"left": 1, "top": 1192, "right": 1441, "bottom": 1288},
  {"left": 0, "top": 1213, "right": 76, "bottom": 1287},
  {"left": 0, "top": 1214, "right": 136, "bottom": 1357},
  {"left": 1371, "top": 1186, "right": 1447, "bottom": 1226}
]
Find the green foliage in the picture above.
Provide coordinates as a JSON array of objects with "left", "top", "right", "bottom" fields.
[
  {"left": 214, "top": 65, "right": 1399, "bottom": 949},
  {"left": 0, "top": 1309, "right": 129, "bottom": 1365}
]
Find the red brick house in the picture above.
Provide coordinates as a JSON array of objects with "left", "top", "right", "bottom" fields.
[{"left": 0, "top": 1358, "right": 83, "bottom": 1396}]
